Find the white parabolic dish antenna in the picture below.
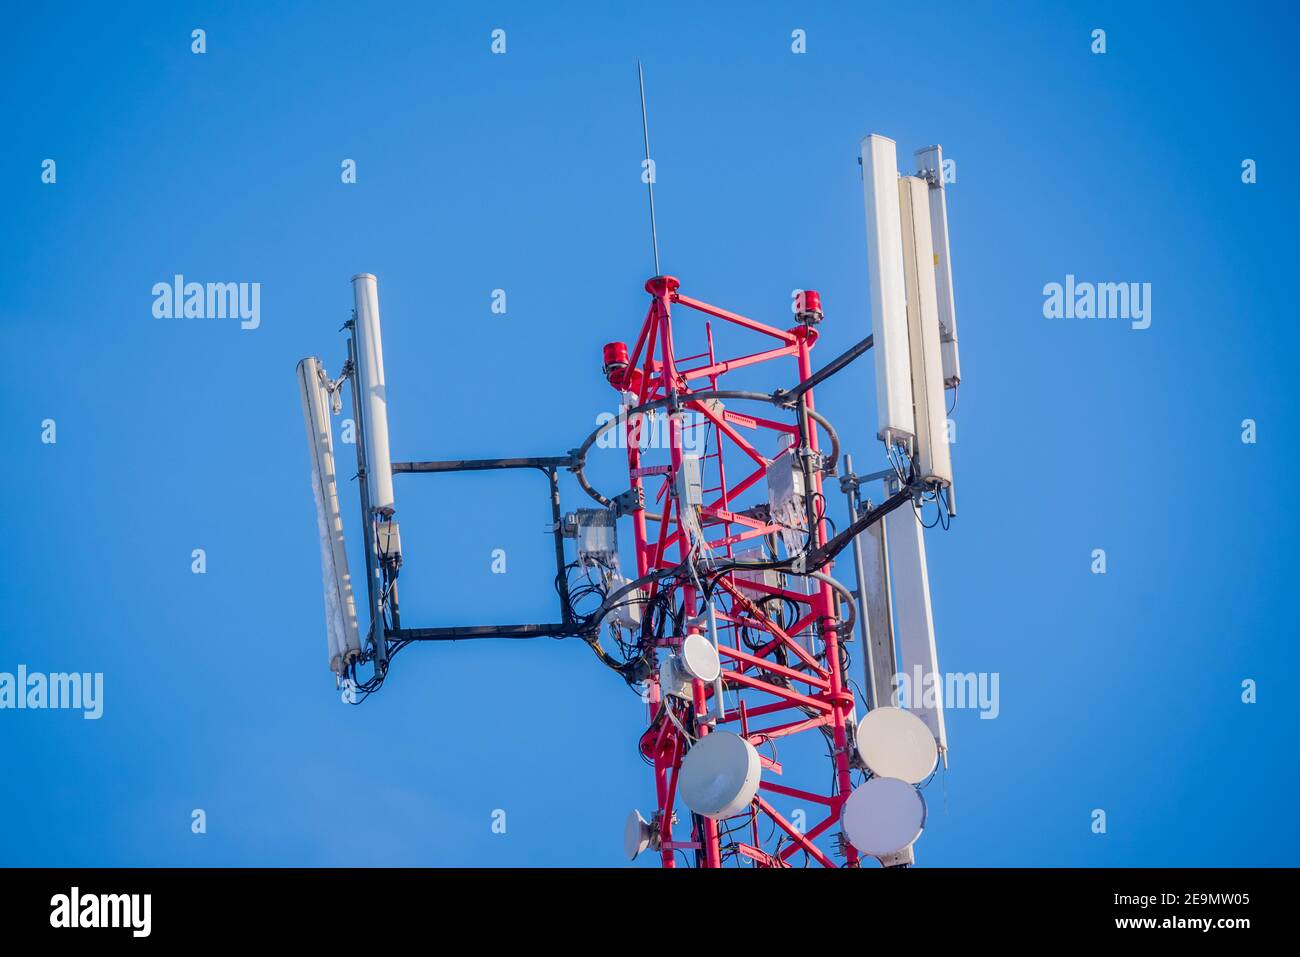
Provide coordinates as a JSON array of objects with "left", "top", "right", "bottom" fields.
[
  {"left": 855, "top": 706, "right": 938, "bottom": 784},
  {"left": 680, "top": 633, "right": 721, "bottom": 682},
  {"left": 660, "top": 634, "right": 723, "bottom": 700},
  {"left": 678, "top": 731, "right": 761, "bottom": 820},
  {"left": 841, "top": 776, "right": 926, "bottom": 858},
  {"left": 624, "top": 809, "right": 651, "bottom": 860}
]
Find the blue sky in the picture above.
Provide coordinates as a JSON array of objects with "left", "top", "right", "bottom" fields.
[{"left": 1, "top": 1, "right": 1297, "bottom": 866}]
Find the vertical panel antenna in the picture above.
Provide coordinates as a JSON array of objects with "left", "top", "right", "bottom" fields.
[
  {"left": 638, "top": 60, "right": 661, "bottom": 276},
  {"left": 860, "top": 135, "right": 916, "bottom": 452}
]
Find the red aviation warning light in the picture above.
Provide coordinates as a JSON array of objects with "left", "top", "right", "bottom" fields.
[{"left": 795, "top": 288, "right": 823, "bottom": 325}]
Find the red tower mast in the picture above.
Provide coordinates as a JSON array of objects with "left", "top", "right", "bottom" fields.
[{"left": 601, "top": 276, "right": 862, "bottom": 868}]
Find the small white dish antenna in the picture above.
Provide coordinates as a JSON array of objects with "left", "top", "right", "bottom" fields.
[
  {"left": 680, "top": 633, "right": 721, "bottom": 682},
  {"left": 855, "top": 706, "right": 938, "bottom": 784},
  {"left": 841, "top": 776, "right": 925, "bottom": 858},
  {"left": 678, "top": 730, "right": 761, "bottom": 820},
  {"left": 624, "top": 809, "right": 652, "bottom": 860},
  {"left": 659, "top": 634, "right": 722, "bottom": 699}
]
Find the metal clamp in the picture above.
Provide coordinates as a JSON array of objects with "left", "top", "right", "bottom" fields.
[{"left": 613, "top": 487, "right": 645, "bottom": 517}]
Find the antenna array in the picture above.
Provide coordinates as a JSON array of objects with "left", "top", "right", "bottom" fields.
[{"left": 295, "top": 124, "right": 964, "bottom": 867}]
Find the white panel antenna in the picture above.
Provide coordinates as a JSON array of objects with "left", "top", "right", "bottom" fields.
[
  {"left": 296, "top": 357, "right": 362, "bottom": 673},
  {"left": 860, "top": 516, "right": 897, "bottom": 710},
  {"left": 897, "top": 175, "right": 953, "bottom": 488},
  {"left": 860, "top": 135, "right": 915, "bottom": 451},
  {"left": 883, "top": 480, "right": 948, "bottom": 761},
  {"left": 914, "top": 145, "right": 960, "bottom": 388},
  {"left": 351, "top": 273, "right": 396, "bottom": 515}
]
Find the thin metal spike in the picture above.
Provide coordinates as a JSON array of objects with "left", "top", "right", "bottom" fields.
[{"left": 638, "top": 60, "right": 661, "bottom": 277}]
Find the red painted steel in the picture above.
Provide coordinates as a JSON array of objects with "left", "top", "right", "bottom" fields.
[{"left": 609, "top": 277, "right": 863, "bottom": 868}]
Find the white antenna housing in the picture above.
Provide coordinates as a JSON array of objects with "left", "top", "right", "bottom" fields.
[
  {"left": 898, "top": 175, "right": 953, "bottom": 488},
  {"left": 884, "top": 488, "right": 948, "bottom": 759},
  {"left": 854, "top": 705, "right": 938, "bottom": 784},
  {"left": 914, "top": 145, "right": 960, "bottom": 388},
  {"left": 660, "top": 634, "right": 722, "bottom": 700},
  {"left": 860, "top": 135, "right": 916, "bottom": 451},
  {"left": 351, "top": 273, "right": 396, "bottom": 515},
  {"left": 297, "top": 357, "right": 362, "bottom": 673},
  {"left": 624, "top": 809, "right": 652, "bottom": 860},
  {"left": 860, "top": 516, "right": 897, "bottom": 710},
  {"left": 678, "top": 730, "right": 761, "bottom": 820},
  {"left": 841, "top": 776, "right": 925, "bottom": 858}
]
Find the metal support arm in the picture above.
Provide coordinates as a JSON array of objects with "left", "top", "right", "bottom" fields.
[{"left": 388, "top": 452, "right": 582, "bottom": 644}]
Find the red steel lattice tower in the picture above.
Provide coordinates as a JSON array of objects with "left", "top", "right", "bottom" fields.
[{"left": 604, "top": 276, "right": 862, "bottom": 868}]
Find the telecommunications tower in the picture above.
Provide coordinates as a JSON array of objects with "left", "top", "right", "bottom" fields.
[{"left": 297, "top": 127, "right": 963, "bottom": 868}]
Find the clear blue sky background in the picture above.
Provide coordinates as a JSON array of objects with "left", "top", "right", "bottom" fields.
[{"left": 2, "top": 1, "right": 1297, "bottom": 866}]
